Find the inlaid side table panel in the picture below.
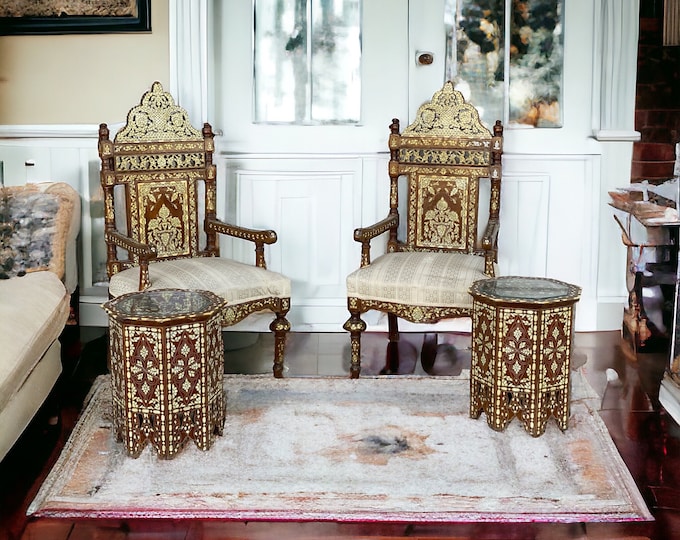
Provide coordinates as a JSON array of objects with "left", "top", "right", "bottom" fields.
[
  {"left": 103, "top": 289, "right": 227, "bottom": 459},
  {"left": 469, "top": 276, "right": 581, "bottom": 437}
]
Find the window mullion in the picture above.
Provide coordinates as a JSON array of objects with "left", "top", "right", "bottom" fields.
[
  {"left": 502, "top": 0, "right": 511, "bottom": 126},
  {"left": 307, "top": 0, "right": 314, "bottom": 123}
]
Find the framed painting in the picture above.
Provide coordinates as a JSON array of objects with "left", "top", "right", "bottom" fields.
[{"left": 0, "top": 0, "right": 151, "bottom": 35}]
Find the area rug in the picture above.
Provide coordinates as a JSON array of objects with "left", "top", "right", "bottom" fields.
[{"left": 28, "top": 372, "right": 652, "bottom": 524}]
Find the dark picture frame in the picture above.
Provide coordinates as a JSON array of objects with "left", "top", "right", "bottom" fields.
[{"left": 0, "top": 0, "right": 150, "bottom": 35}]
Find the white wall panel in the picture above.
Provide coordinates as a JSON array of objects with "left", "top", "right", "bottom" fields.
[
  {"left": 501, "top": 155, "right": 600, "bottom": 331},
  {"left": 498, "top": 172, "right": 549, "bottom": 278},
  {"left": 221, "top": 155, "right": 368, "bottom": 331},
  {"left": 220, "top": 152, "right": 602, "bottom": 332}
]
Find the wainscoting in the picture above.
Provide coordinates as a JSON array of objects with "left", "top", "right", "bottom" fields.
[
  {"left": 218, "top": 151, "right": 605, "bottom": 332},
  {"left": 0, "top": 132, "right": 623, "bottom": 333}
]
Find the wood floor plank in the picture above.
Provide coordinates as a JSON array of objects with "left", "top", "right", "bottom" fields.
[{"left": 19, "top": 520, "right": 73, "bottom": 540}]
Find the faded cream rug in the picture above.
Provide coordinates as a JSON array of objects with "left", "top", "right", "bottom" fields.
[{"left": 28, "top": 372, "right": 652, "bottom": 523}]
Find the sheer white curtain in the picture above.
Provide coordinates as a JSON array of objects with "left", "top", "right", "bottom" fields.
[
  {"left": 593, "top": 0, "right": 640, "bottom": 139},
  {"left": 169, "top": 0, "right": 209, "bottom": 126}
]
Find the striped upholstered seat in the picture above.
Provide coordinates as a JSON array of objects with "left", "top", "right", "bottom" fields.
[
  {"left": 347, "top": 252, "right": 494, "bottom": 311},
  {"left": 108, "top": 258, "right": 290, "bottom": 326}
]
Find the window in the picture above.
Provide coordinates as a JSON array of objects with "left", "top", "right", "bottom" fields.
[
  {"left": 445, "top": 0, "right": 564, "bottom": 128},
  {"left": 253, "top": 0, "right": 362, "bottom": 124}
]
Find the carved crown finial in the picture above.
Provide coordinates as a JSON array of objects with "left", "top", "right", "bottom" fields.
[
  {"left": 114, "top": 81, "right": 203, "bottom": 142},
  {"left": 402, "top": 81, "right": 492, "bottom": 138}
]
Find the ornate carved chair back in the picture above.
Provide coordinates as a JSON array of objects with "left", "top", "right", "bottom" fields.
[
  {"left": 388, "top": 81, "right": 503, "bottom": 274},
  {"left": 98, "top": 81, "right": 218, "bottom": 278}
]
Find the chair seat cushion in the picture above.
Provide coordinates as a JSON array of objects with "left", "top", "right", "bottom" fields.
[
  {"left": 0, "top": 271, "right": 70, "bottom": 413},
  {"left": 346, "top": 252, "right": 494, "bottom": 309},
  {"left": 108, "top": 257, "right": 291, "bottom": 304}
]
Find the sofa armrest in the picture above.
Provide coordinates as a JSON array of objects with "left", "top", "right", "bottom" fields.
[{"left": 40, "top": 183, "right": 81, "bottom": 294}]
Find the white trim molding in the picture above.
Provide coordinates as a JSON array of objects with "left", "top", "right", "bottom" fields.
[
  {"left": 0, "top": 125, "right": 99, "bottom": 139},
  {"left": 594, "top": 130, "right": 641, "bottom": 142}
]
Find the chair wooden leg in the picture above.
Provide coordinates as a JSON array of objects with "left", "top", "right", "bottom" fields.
[
  {"left": 421, "top": 333, "right": 438, "bottom": 374},
  {"left": 382, "top": 313, "right": 400, "bottom": 374},
  {"left": 270, "top": 312, "right": 291, "bottom": 378},
  {"left": 343, "top": 311, "right": 366, "bottom": 378},
  {"left": 380, "top": 342, "right": 400, "bottom": 375}
]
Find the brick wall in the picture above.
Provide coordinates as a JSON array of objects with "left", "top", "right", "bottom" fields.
[{"left": 633, "top": 1, "right": 680, "bottom": 183}]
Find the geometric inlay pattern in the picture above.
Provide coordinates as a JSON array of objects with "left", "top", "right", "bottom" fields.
[
  {"left": 104, "top": 288, "right": 226, "bottom": 458},
  {"left": 469, "top": 276, "right": 581, "bottom": 437}
]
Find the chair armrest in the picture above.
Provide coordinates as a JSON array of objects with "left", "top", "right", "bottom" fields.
[
  {"left": 353, "top": 214, "right": 398, "bottom": 267},
  {"left": 106, "top": 230, "right": 157, "bottom": 260},
  {"left": 481, "top": 219, "right": 500, "bottom": 251},
  {"left": 353, "top": 214, "right": 399, "bottom": 243},
  {"left": 480, "top": 219, "right": 500, "bottom": 276},
  {"left": 207, "top": 217, "right": 277, "bottom": 269},
  {"left": 105, "top": 231, "right": 157, "bottom": 290},
  {"left": 207, "top": 217, "right": 278, "bottom": 244}
]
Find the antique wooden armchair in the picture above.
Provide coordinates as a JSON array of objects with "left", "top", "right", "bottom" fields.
[
  {"left": 99, "top": 82, "right": 291, "bottom": 377},
  {"left": 344, "top": 81, "right": 503, "bottom": 378}
]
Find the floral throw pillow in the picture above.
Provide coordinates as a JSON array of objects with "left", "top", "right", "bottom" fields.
[{"left": 0, "top": 189, "right": 60, "bottom": 279}]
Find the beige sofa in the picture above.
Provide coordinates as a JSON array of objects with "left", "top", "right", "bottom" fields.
[{"left": 0, "top": 182, "right": 80, "bottom": 461}]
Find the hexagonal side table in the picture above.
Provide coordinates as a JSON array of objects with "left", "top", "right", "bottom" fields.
[
  {"left": 469, "top": 276, "right": 581, "bottom": 437},
  {"left": 103, "top": 288, "right": 227, "bottom": 458}
]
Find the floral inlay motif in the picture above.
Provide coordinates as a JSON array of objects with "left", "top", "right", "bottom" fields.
[
  {"left": 541, "top": 310, "right": 570, "bottom": 384},
  {"left": 417, "top": 177, "right": 468, "bottom": 249},
  {"left": 404, "top": 82, "right": 491, "bottom": 138},
  {"left": 115, "top": 82, "right": 203, "bottom": 142},
  {"left": 146, "top": 190, "right": 184, "bottom": 255},
  {"left": 424, "top": 197, "right": 460, "bottom": 245},
  {"left": 170, "top": 328, "right": 202, "bottom": 405},
  {"left": 502, "top": 314, "right": 533, "bottom": 384},
  {"left": 472, "top": 303, "right": 495, "bottom": 376},
  {"left": 129, "top": 332, "right": 161, "bottom": 406}
]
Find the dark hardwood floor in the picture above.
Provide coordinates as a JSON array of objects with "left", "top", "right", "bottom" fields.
[{"left": 1, "top": 329, "right": 680, "bottom": 540}]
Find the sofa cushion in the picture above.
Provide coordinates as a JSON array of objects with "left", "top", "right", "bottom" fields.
[
  {"left": 0, "top": 189, "right": 59, "bottom": 278},
  {"left": 0, "top": 271, "right": 69, "bottom": 412},
  {"left": 0, "top": 183, "right": 80, "bottom": 292}
]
